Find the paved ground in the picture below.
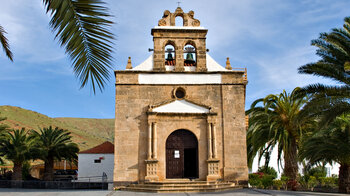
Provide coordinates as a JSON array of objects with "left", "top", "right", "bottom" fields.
[
  {"left": 0, "top": 188, "right": 348, "bottom": 196},
  {"left": 0, "top": 189, "right": 111, "bottom": 196}
]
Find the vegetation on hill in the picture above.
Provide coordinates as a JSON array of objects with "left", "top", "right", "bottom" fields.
[{"left": 0, "top": 105, "right": 114, "bottom": 150}]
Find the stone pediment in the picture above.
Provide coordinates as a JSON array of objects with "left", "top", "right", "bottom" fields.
[{"left": 150, "top": 99, "right": 210, "bottom": 114}]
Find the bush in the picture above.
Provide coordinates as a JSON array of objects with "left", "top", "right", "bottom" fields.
[
  {"left": 249, "top": 173, "right": 262, "bottom": 187},
  {"left": 249, "top": 173, "right": 275, "bottom": 189},
  {"left": 308, "top": 176, "right": 318, "bottom": 191},
  {"left": 280, "top": 175, "right": 289, "bottom": 190},
  {"left": 258, "top": 166, "right": 278, "bottom": 179},
  {"left": 261, "top": 175, "right": 274, "bottom": 189},
  {"left": 273, "top": 179, "right": 283, "bottom": 190},
  {"left": 298, "top": 175, "right": 308, "bottom": 190},
  {"left": 320, "top": 177, "right": 337, "bottom": 189},
  {"left": 307, "top": 166, "right": 327, "bottom": 179}
]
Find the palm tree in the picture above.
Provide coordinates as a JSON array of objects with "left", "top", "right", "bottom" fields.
[
  {"left": 0, "top": 114, "right": 9, "bottom": 164},
  {"left": 0, "top": 113, "right": 9, "bottom": 134},
  {"left": 300, "top": 115, "right": 350, "bottom": 193},
  {"left": 246, "top": 88, "right": 313, "bottom": 187},
  {"left": 298, "top": 17, "right": 350, "bottom": 124},
  {"left": 31, "top": 126, "right": 79, "bottom": 181},
  {"left": 1, "top": 0, "right": 114, "bottom": 93},
  {"left": 0, "top": 128, "right": 35, "bottom": 180}
]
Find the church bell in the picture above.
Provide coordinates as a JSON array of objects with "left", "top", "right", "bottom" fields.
[
  {"left": 166, "top": 52, "right": 174, "bottom": 60},
  {"left": 185, "top": 53, "right": 195, "bottom": 62}
]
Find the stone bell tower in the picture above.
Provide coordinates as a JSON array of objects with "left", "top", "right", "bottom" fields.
[
  {"left": 114, "top": 7, "right": 248, "bottom": 191},
  {"left": 152, "top": 7, "right": 207, "bottom": 72}
]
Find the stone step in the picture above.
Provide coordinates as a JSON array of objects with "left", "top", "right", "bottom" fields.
[
  {"left": 144, "top": 180, "right": 222, "bottom": 184},
  {"left": 121, "top": 185, "right": 243, "bottom": 193},
  {"left": 120, "top": 182, "right": 242, "bottom": 193},
  {"left": 128, "top": 183, "right": 234, "bottom": 189}
]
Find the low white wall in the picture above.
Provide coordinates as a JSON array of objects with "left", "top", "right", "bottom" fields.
[{"left": 78, "top": 153, "right": 114, "bottom": 182}]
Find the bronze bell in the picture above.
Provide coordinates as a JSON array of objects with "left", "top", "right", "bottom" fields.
[
  {"left": 166, "top": 53, "right": 174, "bottom": 60},
  {"left": 185, "top": 53, "right": 195, "bottom": 62}
]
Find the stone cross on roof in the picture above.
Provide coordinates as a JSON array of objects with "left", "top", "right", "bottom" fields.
[{"left": 177, "top": 1, "right": 181, "bottom": 7}]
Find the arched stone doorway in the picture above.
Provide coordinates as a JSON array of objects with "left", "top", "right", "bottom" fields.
[{"left": 166, "top": 129, "right": 198, "bottom": 179}]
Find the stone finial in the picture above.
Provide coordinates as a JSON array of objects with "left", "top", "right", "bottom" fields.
[
  {"left": 126, "top": 57, "right": 132, "bottom": 69},
  {"left": 225, "top": 57, "right": 232, "bottom": 70}
]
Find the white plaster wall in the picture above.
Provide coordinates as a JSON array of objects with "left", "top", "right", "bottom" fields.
[
  {"left": 78, "top": 153, "right": 114, "bottom": 181},
  {"left": 138, "top": 73, "right": 222, "bottom": 84}
]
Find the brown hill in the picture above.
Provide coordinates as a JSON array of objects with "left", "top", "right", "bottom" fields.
[{"left": 0, "top": 105, "right": 114, "bottom": 150}]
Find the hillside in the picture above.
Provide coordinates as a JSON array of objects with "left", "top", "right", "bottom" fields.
[{"left": 0, "top": 105, "right": 114, "bottom": 150}]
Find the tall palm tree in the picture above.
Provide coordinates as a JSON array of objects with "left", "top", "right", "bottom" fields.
[
  {"left": 298, "top": 17, "right": 350, "bottom": 124},
  {"left": 31, "top": 126, "right": 79, "bottom": 181},
  {"left": 246, "top": 88, "right": 313, "bottom": 186},
  {"left": 300, "top": 115, "right": 350, "bottom": 193},
  {"left": 1, "top": 0, "right": 114, "bottom": 93},
  {"left": 0, "top": 128, "right": 35, "bottom": 180}
]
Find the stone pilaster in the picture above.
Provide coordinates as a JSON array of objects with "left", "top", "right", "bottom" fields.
[
  {"left": 152, "top": 122, "right": 157, "bottom": 159},
  {"left": 212, "top": 123, "right": 217, "bottom": 159},
  {"left": 207, "top": 122, "right": 212, "bottom": 159}
]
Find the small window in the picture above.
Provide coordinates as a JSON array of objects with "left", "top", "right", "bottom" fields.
[
  {"left": 94, "top": 159, "right": 101, "bottom": 163},
  {"left": 175, "top": 88, "right": 186, "bottom": 99}
]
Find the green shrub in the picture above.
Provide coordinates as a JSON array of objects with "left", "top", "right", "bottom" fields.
[
  {"left": 248, "top": 173, "right": 261, "bottom": 187},
  {"left": 261, "top": 175, "right": 274, "bottom": 189},
  {"left": 298, "top": 175, "right": 308, "bottom": 189},
  {"left": 308, "top": 176, "right": 318, "bottom": 191},
  {"left": 307, "top": 166, "right": 327, "bottom": 179},
  {"left": 321, "top": 177, "right": 337, "bottom": 189},
  {"left": 273, "top": 179, "right": 283, "bottom": 190},
  {"left": 280, "top": 175, "right": 289, "bottom": 190},
  {"left": 258, "top": 166, "right": 278, "bottom": 179}
]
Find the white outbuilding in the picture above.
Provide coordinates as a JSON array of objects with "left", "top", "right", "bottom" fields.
[{"left": 78, "top": 141, "right": 114, "bottom": 182}]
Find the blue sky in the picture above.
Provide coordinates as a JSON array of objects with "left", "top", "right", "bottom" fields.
[{"left": 0, "top": 0, "right": 349, "bottom": 118}]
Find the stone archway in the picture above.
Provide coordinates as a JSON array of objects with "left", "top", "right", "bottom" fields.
[{"left": 166, "top": 129, "right": 198, "bottom": 179}]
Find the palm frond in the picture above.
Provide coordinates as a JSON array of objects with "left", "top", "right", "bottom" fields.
[
  {"left": 300, "top": 115, "right": 350, "bottom": 165},
  {"left": 0, "top": 25, "right": 13, "bottom": 61},
  {"left": 43, "top": 0, "right": 114, "bottom": 93}
]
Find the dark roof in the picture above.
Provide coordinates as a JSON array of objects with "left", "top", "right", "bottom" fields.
[{"left": 79, "top": 141, "right": 114, "bottom": 154}]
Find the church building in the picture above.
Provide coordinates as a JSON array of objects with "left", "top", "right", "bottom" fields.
[{"left": 114, "top": 7, "right": 248, "bottom": 191}]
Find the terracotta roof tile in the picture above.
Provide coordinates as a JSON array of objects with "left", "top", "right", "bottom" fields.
[{"left": 79, "top": 141, "right": 114, "bottom": 154}]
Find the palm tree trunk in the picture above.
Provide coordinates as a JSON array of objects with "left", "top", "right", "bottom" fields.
[
  {"left": 43, "top": 157, "right": 54, "bottom": 181},
  {"left": 339, "top": 163, "right": 350, "bottom": 193},
  {"left": 12, "top": 162, "right": 22, "bottom": 181},
  {"left": 283, "top": 139, "right": 298, "bottom": 190}
]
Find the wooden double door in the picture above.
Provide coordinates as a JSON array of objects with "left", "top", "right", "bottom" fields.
[{"left": 166, "top": 129, "right": 198, "bottom": 179}]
